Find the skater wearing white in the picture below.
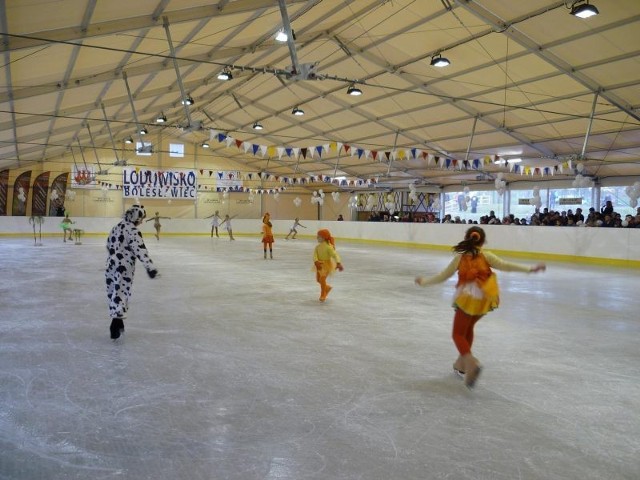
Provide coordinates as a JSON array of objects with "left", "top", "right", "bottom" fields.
[
  {"left": 285, "top": 217, "right": 306, "bottom": 239},
  {"left": 206, "top": 210, "right": 222, "bottom": 238}
]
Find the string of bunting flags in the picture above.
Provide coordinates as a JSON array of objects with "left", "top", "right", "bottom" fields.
[
  {"left": 209, "top": 129, "right": 573, "bottom": 177},
  {"left": 94, "top": 133, "right": 577, "bottom": 193}
]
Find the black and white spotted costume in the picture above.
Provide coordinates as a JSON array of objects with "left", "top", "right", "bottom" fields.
[{"left": 105, "top": 205, "right": 157, "bottom": 328}]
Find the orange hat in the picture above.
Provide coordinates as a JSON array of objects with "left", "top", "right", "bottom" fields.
[{"left": 317, "top": 228, "right": 335, "bottom": 247}]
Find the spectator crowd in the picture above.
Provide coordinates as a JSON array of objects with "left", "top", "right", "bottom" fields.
[{"left": 367, "top": 201, "right": 640, "bottom": 228}]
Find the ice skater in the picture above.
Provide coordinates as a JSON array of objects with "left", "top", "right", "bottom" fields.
[
  {"left": 262, "top": 212, "right": 274, "bottom": 259},
  {"left": 220, "top": 214, "right": 236, "bottom": 241},
  {"left": 60, "top": 213, "right": 74, "bottom": 242},
  {"left": 146, "top": 211, "right": 171, "bottom": 240},
  {"left": 285, "top": 217, "right": 306, "bottom": 239},
  {"left": 206, "top": 210, "right": 221, "bottom": 238},
  {"left": 313, "top": 229, "right": 344, "bottom": 302},
  {"left": 415, "top": 226, "right": 545, "bottom": 388},
  {"left": 105, "top": 205, "right": 158, "bottom": 340}
]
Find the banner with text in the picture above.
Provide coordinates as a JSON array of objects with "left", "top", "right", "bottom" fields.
[{"left": 122, "top": 168, "right": 197, "bottom": 199}]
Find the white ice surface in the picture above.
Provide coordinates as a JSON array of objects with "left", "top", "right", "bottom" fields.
[{"left": 1, "top": 235, "right": 639, "bottom": 480}]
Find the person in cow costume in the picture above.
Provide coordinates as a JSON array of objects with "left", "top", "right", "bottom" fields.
[{"left": 105, "top": 205, "right": 158, "bottom": 340}]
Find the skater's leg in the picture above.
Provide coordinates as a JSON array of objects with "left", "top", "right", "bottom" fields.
[
  {"left": 452, "top": 309, "right": 482, "bottom": 387},
  {"left": 452, "top": 309, "right": 474, "bottom": 356},
  {"left": 318, "top": 274, "right": 329, "bottom": 301}
]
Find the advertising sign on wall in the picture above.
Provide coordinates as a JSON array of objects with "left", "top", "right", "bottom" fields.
[{"left": 122, "top": 168, "right": 197, "bottom": 199}]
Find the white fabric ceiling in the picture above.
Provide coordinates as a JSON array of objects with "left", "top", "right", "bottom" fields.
[{"left": 1, "top": 0, "right": 639, "bottom": 189}]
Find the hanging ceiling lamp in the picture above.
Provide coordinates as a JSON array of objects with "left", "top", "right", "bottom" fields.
[
  {"left": 430, "top": 54, "right": 450, "bottom": 67},
  {"left": 347, "top": 84, "right": 363, "bottom": 96},
  {"left": 570, "top": 1, "right": 599, "bottom": 18}
]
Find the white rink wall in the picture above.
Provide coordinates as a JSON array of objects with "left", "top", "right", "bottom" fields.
[{"left": 1, "top": 217, "right": 638, "bottom": 266}]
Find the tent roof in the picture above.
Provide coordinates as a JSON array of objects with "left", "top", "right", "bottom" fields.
[{"left": 1, "top": 0, "right": 639, "bottom": 189}]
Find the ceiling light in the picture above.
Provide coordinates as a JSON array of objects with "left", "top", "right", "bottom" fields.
[
  {"left": 252, "top": 121, "right": 263, "bottom": 130},
  {"left": 292, "top": 106, "right": 304, "bottom": 116},
  {"left": 124, "top": 136, "right": 133, "bottom": 144},
  {"left": 201, "top": 142, "right": 210, "bottom": 148},
  {"left": 155, "top": 113, "right": 167, "bottom": 123},
  {"left": 139, "top": 127, "right": 148, "bottom": 135},
  {"left": 570, "top": 1, "right": 599, "bottom": 18},
  {"left": 347, "top": 84, "right": 362, "bottom": 96},
  {"left": 275, "top": 29, "right": 295, "bottom": 42},
  {"left": 493, "top": 158, "right": 522, "bottom": 164},
  {"left": 430, "top": 54, "right": 450, "bottom": 67},
  {"left": 181, "top": 95, "right": 194, "bottom": 106},
  {"left": 217, "top": 69, "right": 232, "bottom": 81}
]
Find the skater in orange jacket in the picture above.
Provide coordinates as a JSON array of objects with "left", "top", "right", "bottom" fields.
[
  {"left": 262, "top": 213, "right": 274, "bottom": 259},
  {"left": 313, "top": 229, "right": 344, "bottom": 302},
  {"left": 415, "top": 226, "right": 545, "bottom": 388}
]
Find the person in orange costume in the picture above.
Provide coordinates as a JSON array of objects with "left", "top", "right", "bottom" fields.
[
  {"left": 415, "top": 226, "right": 545, "bottom": 388},
  {"left": 314, "top": 229, "right": 344, "bottom": 302},
  {"left": 262, "top": 213, "right": 274, "bottom": 259}
]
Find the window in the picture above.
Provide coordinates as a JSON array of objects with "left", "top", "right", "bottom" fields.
[
  {"left": 169, "top": 143, "right": 184, "bottom": 158},
  {"left": 548, "top": 187, "right": 591, "bottom": 211},
  {"left": 444, "top": 189, "right": 502, "bottom": 222},
  {"left": 135, "top": 141, "right": 153, "bottom": 156},
  {"left": 510, "top": 188, "right": 549, "bottom": 220},
  {"left": 600, "top": 186, "right": 637, "bottom": 218}
]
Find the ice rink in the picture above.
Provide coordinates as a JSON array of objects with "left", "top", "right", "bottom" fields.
[{"left": 1, "top": 233, "right": 639, "bottom": 480}]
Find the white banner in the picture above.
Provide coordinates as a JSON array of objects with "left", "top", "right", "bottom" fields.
[
  {"left": 122, "top": 168, "right": 197, "bottom": 199},
  {"left": 215, "top": 171, "right": 243, "bottom": 189}
]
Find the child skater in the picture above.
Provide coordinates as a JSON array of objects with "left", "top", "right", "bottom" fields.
[
  {"left": 415, "top": 226, "right": 545, "bottom": 388},
  {"left": 220, "top": 214, "right": 236, "bottom": 241},
  {"left": 205, "top": 210, "right": 221, "bottom": 238},
  {"left": 285, "top": 217, "right": 306, "bottom": 240},
  {"left": 60, "top": 213, "right": 75, "bottom": 242},
  {"left": 105, "top": 205, "right": 158, "bottom": 340},
  {"left": 314, "top": 229, "right": 344, "bottom": 302},
  {"left": 262, "top": 212, "right": 274, "bottom": 259},
  {"left": 146, "top": 211, "right": 171, "bottom": 240}
]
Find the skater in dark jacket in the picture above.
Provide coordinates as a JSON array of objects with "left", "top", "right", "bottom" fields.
[
  {"left": 105, "top": 205, "right": 158, "bottom": 339},
  {"left": 415, "top": 226, "right": 545, "bottom": 388}
]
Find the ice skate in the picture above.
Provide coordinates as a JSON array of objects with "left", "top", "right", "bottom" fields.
[
  {"left": 453, "top": 355, "right": 480, "bottom": 377},
  {"left": 453, "top": 356, "right": 465, "bottom": 376},
  {"left": 462, "top": 353, "right": 482, "bottom": 388}
]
